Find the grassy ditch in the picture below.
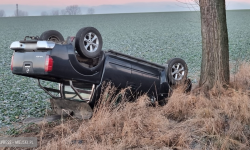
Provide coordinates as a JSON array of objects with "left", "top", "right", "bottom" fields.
[{"left": 8, "top": 62, "right": 250, "bottom": 150}]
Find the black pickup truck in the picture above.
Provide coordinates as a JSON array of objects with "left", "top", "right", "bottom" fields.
[{"left": 10, "top": 27, "right": 191, "bottom": 119}]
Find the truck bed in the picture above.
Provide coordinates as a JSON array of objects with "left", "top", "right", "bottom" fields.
[{"left": 11, "top": 41, "right": 105, "bottom": 84}]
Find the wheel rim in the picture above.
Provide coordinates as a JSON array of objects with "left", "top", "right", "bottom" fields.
[
  {"left": 171, "top": 63, "right": 185, "bottom": 81},
  {"left": 48, "top": 36, "right": 60, "bottom": 43},
  {"left": 83, "top": 32, "right": 99, "bottom": 53}
]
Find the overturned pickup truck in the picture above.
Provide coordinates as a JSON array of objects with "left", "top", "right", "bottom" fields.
[{"left": 10, "top": 27, "right": 191, "bottom": 119}]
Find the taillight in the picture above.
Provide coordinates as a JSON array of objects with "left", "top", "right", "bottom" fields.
[
  {"left": 11, "top": 55, "right": 14, "bottom": 71},
  {"left": 45, "top": 55, "right": 53, "bottom": 72}
]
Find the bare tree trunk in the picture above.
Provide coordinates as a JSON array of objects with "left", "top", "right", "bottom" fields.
[{"left": 199, "top": 0, "right": 229, "bottom": 91}]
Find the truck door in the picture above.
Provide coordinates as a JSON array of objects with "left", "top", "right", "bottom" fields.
[
  {"left": 101, "top": 55, "right": 131, "bottom": 89},
  {"left": 131, "top": 62, "right": 161, "bottom": 97}
]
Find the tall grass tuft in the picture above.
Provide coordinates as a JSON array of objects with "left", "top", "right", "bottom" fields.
[{"left": 33, "top": 62, "right": 250, "bottom": 149}]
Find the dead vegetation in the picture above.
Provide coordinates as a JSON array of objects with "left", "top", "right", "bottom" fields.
[{"left": 7, "top": 62, "right": 250, "bottom": 150}]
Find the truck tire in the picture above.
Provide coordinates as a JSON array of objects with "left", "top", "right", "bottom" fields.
[
  {"left": 167, "top": 58, "right": 188, "bottom": 85},
  {"left": 75, "top": 27, "right": 103, "bottom": 58},
  {"left": 39, "top": 30, "right": 64, "bottom": 43}
]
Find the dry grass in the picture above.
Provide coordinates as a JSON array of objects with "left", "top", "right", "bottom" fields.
[{"left": 13, "top": 63, "right": 250, "bottom": 150}]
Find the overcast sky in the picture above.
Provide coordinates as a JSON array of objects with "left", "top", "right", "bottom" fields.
[{"left": 0, "top": 0, "right": 249, "bottom": 16}]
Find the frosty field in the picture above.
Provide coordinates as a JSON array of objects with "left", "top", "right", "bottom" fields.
[{"left": 0, "top": 10, "right": 250, "bottom": 128}]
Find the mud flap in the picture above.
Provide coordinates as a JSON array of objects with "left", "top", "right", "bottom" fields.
[{"left": 50, "top": 98, "right": 93, "bottom": 119}]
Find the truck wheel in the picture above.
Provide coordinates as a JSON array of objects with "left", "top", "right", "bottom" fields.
[
  {"left": 39, "top": 30, "right": 64, "bottom": 43},
  {"left": 75, "top": 27, "right": 103, "bottom": 58},
  {"left": 167, "top": 58, "right": 188, "bottom": 85}
]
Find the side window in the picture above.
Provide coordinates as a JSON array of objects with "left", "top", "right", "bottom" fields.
[{"left": 63, "top": 85, "right": 93, "bottom": 101}]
